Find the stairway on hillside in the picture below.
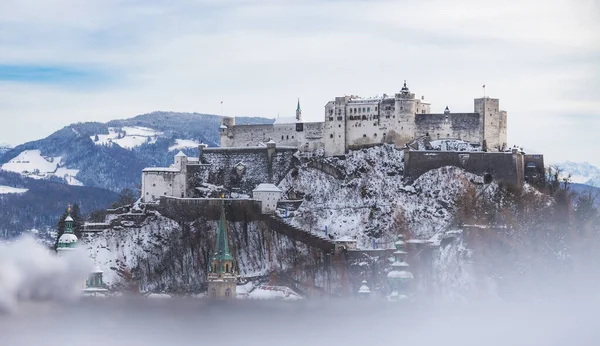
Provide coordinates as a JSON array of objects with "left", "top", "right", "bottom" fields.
[{"left": 263, "top": 215, "right": 335, "bottom": 253}]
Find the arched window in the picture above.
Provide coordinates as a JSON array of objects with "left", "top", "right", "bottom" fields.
[
  {"left": 363, "top": 134, "right": 366, "bottom": 138},
  {"left": 286, "top": 135, "right": 289, "bottom": 140},
  {"left": 225, "top": 263, "right": 229, "bottom": 272},
  {"left": 374, "top": 133, "right": 377, "bottom": 138},
  {"left": 281, "top": 135, "right": 284, "bottom": 140}
]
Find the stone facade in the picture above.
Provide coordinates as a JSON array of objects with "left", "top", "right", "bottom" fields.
[
  {"left": 143, "top": 143, "right": 297, "bottom": 202},
  {"left": 219, "top": 82, "right": 508, "bottom": 156},
  {"left": 252, "top": 183, "right": 283, "bottom": 214},
  {"left": 403, "top": 148, "right": 546, "bottom": 187},
  {"left": 141, "top": 151, "right": 190, "bottom": 202}
]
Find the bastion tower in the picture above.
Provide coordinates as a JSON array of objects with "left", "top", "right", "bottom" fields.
[
  {"left": 474, "top": 97, "right": 508, "bottom": 151},
  {"left": 207, "top": 197, "right": 237, "bottom": 299}
]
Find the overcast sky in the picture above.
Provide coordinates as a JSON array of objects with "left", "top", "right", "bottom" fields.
[{"left": 0, "top": 0, "right": 598, "bottom": 165}]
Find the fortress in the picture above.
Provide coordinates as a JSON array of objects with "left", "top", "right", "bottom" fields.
[
  {"left": 220, "top": 81, "right": 508, "bottom": 156},
  {"left": 141, "top": 82, "right": 544, "bottom": 204}
]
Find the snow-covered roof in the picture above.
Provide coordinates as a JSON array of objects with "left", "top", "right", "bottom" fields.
[
  {"left": 274, "top": 117, "right": 298, "bottom": 125},
  {"left": 253, "top": 183, "right": 282, "bottom": 193},
  {"left": 143, "top": 167, "right": 181, "bottom": 173},
  {"left": 58, "top": 233, "right": 78, "bottom": 243},
  {"left": 387, "top": 270, "right": 414, "bottom": 279},
  {"left": 65, "top": 215, "right": 74, "bottom": 222},
  {"left": 358, "top": 280, "right": 370, "bottom": 294},
  {"left": 91, "top": 265, "right": 103, "bottom": 274},
  {"left": 267, "top": 139, "right": 276, "bottom": 144},
  {"left": 219, "top": 124, "right": 228, "bottom": 129},
  {"left": 174, "top": 151, "right": 187, "bottom": 157}
]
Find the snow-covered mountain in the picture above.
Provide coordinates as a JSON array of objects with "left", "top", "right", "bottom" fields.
[
  {"left": 0, "top": 112, "right": 273, "bottom": 192},
  {"left": 554, "top": 161, "right": 600, "bottom": 187},
  {"left": 0, "top": 144, "right": 11, "bottom": 155}
]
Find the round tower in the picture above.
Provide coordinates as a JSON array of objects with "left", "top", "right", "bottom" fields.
[
  {"left": 394, "top": 80, "right": 418, "bottom": 147},
  {"left": 387, "top": 235, "right": 413, "bottom": 301}
]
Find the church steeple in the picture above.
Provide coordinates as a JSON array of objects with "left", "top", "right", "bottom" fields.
[
  {"left": 207, "top": 197, "right": 237, "bottom": 299},
  {"left": 296, "top": 98, "right": 302, "bottom": 121},
  {"left": 211, "top": 198, "right": 234, "bottom": 273}
]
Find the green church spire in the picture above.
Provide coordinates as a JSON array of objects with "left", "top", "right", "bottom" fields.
[
  {"left": 211, "top": 198, "right": 233, "bottom": 274},
  {"left": 296, "top": 98, "right": 302, "bottom": 121}
]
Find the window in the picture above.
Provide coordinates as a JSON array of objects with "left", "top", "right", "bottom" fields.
[
  {"left": 291, "top": 136, "right": 294, "bottom": 139},
  {"left": 286, "top": 135, "right": 289, "bottom": 140},
  {"left": 225, "top": 288, "right": 231, "bottom": 298},
  {"left": 363, "top": 134, "right": 366, "bottom": 138},
  {"left": 338, "top": 124, "right": 341, "bottom": 128},
  {"left": 152, "top": 183, "right": 156, "bottom": 187},
  {"left": 330, "top": 134, "right": 333, "bottom": 138},
  {"left": 281, "top": 135, "right": 284, "bottom": 140},
  {"left": 374, "top": 133, "right": 378, "bottom": 137}
]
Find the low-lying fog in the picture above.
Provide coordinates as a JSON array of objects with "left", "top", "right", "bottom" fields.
[{"left": 1, "top": 237, "right": 598, "bottom": 346}]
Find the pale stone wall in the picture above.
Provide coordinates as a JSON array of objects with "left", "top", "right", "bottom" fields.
[
  {"left": 207, "top": 276, "right": 237, "bottom": 299},
  {"left": 142, "top": 171, "right": 184, "bottom": 202},
  {"left": 475, "top": 97, "right": 506, "bottom": 151},
  {"left": 219, "top": 86, "right": 506, "bottom": 155},
  {"left": 415, "top": 113, "right": 483, "bottom": 144},
  {"left": 253, "top": 190, "right": 282, "bottom": 213}
]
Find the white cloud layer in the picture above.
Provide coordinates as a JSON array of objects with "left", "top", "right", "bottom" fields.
[{"left": 0, "top": 0, "right": 598, "bottom": 164}]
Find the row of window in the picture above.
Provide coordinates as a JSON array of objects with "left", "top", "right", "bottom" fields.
[{"left": 280, "top": 135, "right": 295, "bottom": 140}]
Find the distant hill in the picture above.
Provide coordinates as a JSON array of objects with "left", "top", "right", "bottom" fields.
[
  {"left": 0, "top": 112, "right": 273, "bottom": 192},
  {"left": 0, "top": 170, "right": 119, "bottom": 235},
  {"left": 555, "top": 161, "right": 600, "bottom": 188}
]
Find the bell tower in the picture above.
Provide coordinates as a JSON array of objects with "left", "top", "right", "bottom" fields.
[
  {"left": 296, "top": 98, "right": 302, "bottom": 121},
  {"left": 207, "top": 197, "right": 237, "bottom": 299}
]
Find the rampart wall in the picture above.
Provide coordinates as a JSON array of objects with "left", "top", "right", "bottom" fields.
[{"left": 404, "top": 150, "right": 526, "bottom": 185}]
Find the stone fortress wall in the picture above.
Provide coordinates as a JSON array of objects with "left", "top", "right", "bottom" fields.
[
  {"left": 404, "top": 148, "right": 545, "bottom": 186},
  {"left": 220, "top": 81, "right": 508, "bottom": 156}
]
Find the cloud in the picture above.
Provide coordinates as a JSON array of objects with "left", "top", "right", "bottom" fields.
[{"left": 0, "top": 0, "right": 598, "bottom": 164}]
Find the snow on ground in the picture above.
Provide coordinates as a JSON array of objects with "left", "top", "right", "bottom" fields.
[
  {"left": 0, "top": 185, "right": 28, "bottom": 194},
  {"left": 169, "top": 139, "right": 201, "bottom": 151},
  {"left": 90, "top": 126, "right": 161, "bottom": 150},
  {"left": 82, "top": 215, "right": 180, "bottom": 286},
  {"left": 428, "top": 139, "right": 480, "bottom": 152},
  {"left": 1, "top": 150, "right": 81, "bottom": 185},
  {"left": 280, "top": 145, "right": 486, "bottom": 249},
  {"left": 245, "top": 286, "right": 303, "bottom": 300}
]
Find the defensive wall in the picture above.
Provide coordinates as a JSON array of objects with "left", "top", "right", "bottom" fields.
[
  {"left": 185, "top": 144, "right": 297, "bottom": 196},
  {"left": 403, "top": 149, "right": 528, "bottom": 186}
]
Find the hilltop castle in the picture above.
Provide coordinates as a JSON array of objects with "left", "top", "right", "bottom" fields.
[{"left": 220, "top": 81, "right": 507, "bottom": 156}]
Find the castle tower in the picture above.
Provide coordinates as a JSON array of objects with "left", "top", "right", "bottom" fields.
[
  {"left": 387, "top": 235, "right": 413, "bottom": 301},
  {"left": 474, "top": 97, "right": 507, "bottom": 151},
  {"left": 296, "top": 98, "right": 302, "bottom": 121},
  {"left": 219, "top": 116, "right": 235, "bottom": 147},
  {"left": 207, "top": 197, "right": 237, "bottom": 300},
  {"left": 394, "top": 80, "right": 418, "bottom": 146},
  {"left": 57, "top": 205, "right": 78, "bottom": 256}
]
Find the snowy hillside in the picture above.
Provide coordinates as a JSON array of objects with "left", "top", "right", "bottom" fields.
[
  {"left": 0, "top": 185, "right": 28, "bottom": 194},
  {"left": 0, "top": 112, "right": 274, "bottom": 192},
  {"left": 1, "top": 149, "right": 82, "bottom": 186},
  {"left": 281, "top": 145, "right": 485, "bottom": 248},
  {"left": 90, "top": 126, "right": 161, "bottom": 149},
  {"left": 555, "top": 161, "right": 600, "bottom": 187},
  {"left": 0, "top": 144, "right": 11, "bottom": 155}
]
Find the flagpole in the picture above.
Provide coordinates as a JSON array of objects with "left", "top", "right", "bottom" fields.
[{"left": 221, "top": 101, "right": 224, "bottom": 117}]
